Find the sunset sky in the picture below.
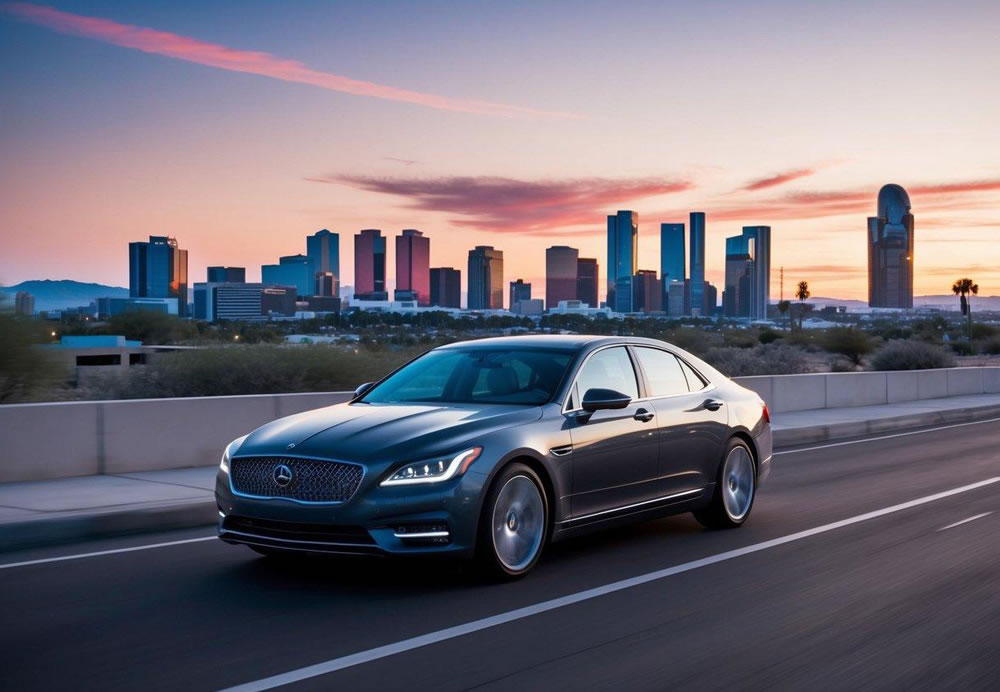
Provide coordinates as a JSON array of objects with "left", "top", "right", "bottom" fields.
[{"left": 2, "top": 0, "right": 999, "bottom": 301}]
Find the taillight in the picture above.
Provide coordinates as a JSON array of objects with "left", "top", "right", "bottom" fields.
[{"left": 761, "top": 401, "right": 770, "bottom": 424}]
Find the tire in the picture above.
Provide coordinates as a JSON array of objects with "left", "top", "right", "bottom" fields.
[
  {"left": 476, "top": 463, "right": 549, "bottom": 579},
  {"left": 693, "top": 438, "right": 757, "bottom": 529}
]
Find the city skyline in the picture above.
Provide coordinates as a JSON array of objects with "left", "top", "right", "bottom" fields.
[{"left": 3, "top": 1, "right": 1000, "bottom": 298}]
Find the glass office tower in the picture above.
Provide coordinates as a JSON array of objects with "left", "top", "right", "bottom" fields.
[
  {"left": 467, "top": 246, "right": 504, "bottom": 310},
  {"left": 395, "top": 229, "right": 430, "bottom": 305},
  {"left": 129, "top": 235, "right": 189, "bottom": 317},
  {"left": 354, "top": 229, "right": 387, "bottom": 300},
  {"left": 306, "top": 229, "right": 340, "bottom": 298},
  {"left": 607, "top": 211, "right": 638, "bottom": 312},
  {"left": 688, "top": 212, "right": 705, "bottom": 316},
  {"left": 545, "top": 246, "right": 579, "bottom": 309},
  {"left": 868, "top": 184, "right": 914, "bottom": 309}
]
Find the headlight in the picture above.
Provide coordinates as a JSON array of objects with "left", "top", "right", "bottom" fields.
[
  {"left": 219, "top": 434, "right": 249, "bottom": 474},
  {"left": 381, "top": 447, "right": 482, "bottom": 486}
]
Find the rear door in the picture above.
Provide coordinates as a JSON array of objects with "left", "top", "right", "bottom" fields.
[
  {"left": 566, "top": 346, "right": 661, "bottom": 519},
  {"left": 631, "top": 347, "right": 729, "bottom": 495}
]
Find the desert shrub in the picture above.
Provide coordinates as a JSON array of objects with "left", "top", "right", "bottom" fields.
[
  {"left": 661, "top": 328, "right": 712, "bottom": 356},
  {"left": 79, "top": 344, "right": 428, "bottom": 400},
  {"left": 870, "top": 340, "right": 955, "bottom": 371},
  {"left": 980, "top": 336, "right": 1000, "bottom": 355},
  {"left": 970, "top": 323, "right": 997, "bottom": 340},
  {"left": 721, "top": 329, "right": 758, "bottom": 349},
  {"left": 949, "top": 340, "right": 975, "bottom": 356},
  {"left": 758, "top": 329, "right": 781, "bottom": 345},
  {"left": 821, "top": 327, "right": 874, "bottom": 366},
  {"left": 703, "top": 343, "right": 810, "bottom": 377}
]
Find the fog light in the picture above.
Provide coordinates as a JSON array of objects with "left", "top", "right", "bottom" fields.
[{"left": 393, "top": 523, "right": 451, "bottom": 544}]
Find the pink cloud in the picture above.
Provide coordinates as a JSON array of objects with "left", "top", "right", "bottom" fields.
[
  {"left": 1, "top": 2, "right": 578, "bottom": 119},
  {"left": 741, "top": 168, "right": 817, "bottom": 192},
  {"left": 313, "top": 175, "right": 693, "bottom": 234}
]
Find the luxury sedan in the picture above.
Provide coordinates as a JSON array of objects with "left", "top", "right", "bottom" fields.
[{"left": 216, "top": 335, "right": 772, "bottom": 578}]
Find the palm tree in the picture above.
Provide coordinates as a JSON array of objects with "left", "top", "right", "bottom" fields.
[
  {"left": 795, "top": 281, "right": 810, "bottom": 329},
  {"left": 777, "top": 300, "right": 791, "bottom": 330},
  {"left": 952, "top": 278, "right": 979, "bottom": 339}
]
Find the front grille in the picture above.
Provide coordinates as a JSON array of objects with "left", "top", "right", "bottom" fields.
[
  {"left": 223, "top": 516, "right": 375, "bottom": 545},
  {"left": 230, "top": 456, "right": 363, "bottom": 503}
]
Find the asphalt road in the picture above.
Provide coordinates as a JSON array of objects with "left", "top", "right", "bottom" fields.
[{"left": 2, "top": 419, "right": 999, "bottom": 691}]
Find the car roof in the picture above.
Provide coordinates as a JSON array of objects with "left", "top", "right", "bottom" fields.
[{"left": 435, "top": 335, "right": 674, "bottom": 352}]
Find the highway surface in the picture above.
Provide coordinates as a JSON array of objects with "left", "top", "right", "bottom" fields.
[{"left": 2, "top": 419, "right": 1000, "bottom": 691}]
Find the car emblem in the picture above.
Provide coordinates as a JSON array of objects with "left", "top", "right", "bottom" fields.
[
  {"left": 273, "top": 464, "right": 293, "bottom": 487},
  {"left": 286, "top": 443, "right": 296, "bottom": 449}
]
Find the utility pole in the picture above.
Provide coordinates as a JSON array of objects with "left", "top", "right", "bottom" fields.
[{"left": 780, "top": 266, "right": 784, "bottom": 302}]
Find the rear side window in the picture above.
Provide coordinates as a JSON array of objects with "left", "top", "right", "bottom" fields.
[
  {"left": 633, "top": 347, "right": 689, "bottom": 397},
  {"left": 679, "top": 358, "right": 708, "bottom": 391},
  {"left": 575, "top": 347, "right": 639, "bottom": 401}
]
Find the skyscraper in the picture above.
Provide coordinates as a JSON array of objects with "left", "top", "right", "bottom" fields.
[
  {"left": 868, "top": 184, "right": 914, "bottom": 309},
  {"left": 688, "top": 212, "right": 705, "bottom": 316},
  {"left": 509, "top": 279, "right": 531, "bottom": 309},
  {"left": 261, "top": 254, "right": 311, "bottom": 298},
  {"left": 129, "top": 235, "right": 189, "bottom": 317},
  {"left": 661, "top": 222, "right": 686, "bottom": 315},
  {"left": 354, "top": 229, "right": 387, "bottom": 300},
  {"left": 576, "top": 257, "right": 598, "bottom": 308},
  {"left": 14, "top": 291, "right": 34, "bottom": 316},
  {"left": 395, "top": 229, "right": 430, "bottom": 305},
  {"left": 723, "top": 234, "right": 753, "bottom": 318},
  {"left": 430, "top": 267, "right": 461, "bottom": 308},
  {"left": 633, "top": 270, "right": 663, "bottom": 313},
  {"left": 723, "top": 226, "right": 770, "bottom": 319},
  {"left": 207, "top": 266, "right": 245, "bottom": 283},
  {"left": 306, "top": 229, "right": 340, "bottom": 298},
  {"left": 607, "top": 210, "right": 638, "bottom": 312},
  {"left": 742, "top": 226, "right": 771, "bottom": 320},
  {"left": 467, "top": 246, "right": 504, "bottom": 310},
  {"left": 545, "top": 246, "right": 579, "bottom": 309}
]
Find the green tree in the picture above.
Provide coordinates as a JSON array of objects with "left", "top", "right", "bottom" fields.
[
  {"left": 794, "top": 281, "right": 811, "bottom": 330},
  {"left": 777, "top": 300, "right": 791, "bottom": 330},
  {"left": 0, "top": 311, "right": 64, "bottom": 403},
  {"left": 952, "top": 277, "right": 979, "bottom": 340}
]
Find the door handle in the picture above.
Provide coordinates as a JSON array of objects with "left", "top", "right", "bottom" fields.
[
  {"left": 703, "top": 399, "right": 724, "bottom": 411},
  {"left": 633, "top": 408, "right": 655, "bottom": 423}
]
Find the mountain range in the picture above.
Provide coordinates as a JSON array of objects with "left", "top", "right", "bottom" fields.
[{"left": 0, "top": 280, "right": 128, "bottom": 312}]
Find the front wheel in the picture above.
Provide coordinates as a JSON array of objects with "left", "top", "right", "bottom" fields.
[
  {"left": 693, "top": 438, "right": 756, "bottom": 529},
  {"left": 476, "top": 463, "right": 549, "bottom": 579}
]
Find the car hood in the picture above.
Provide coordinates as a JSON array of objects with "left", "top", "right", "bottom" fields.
[{"left": 235, "top": 402, "right": 542, "bottom": 463}]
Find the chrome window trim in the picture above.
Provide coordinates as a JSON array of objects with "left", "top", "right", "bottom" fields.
[
  {"left": 228, "top": 453, "right": 367, "bottom": 506},
  {"left": 562, "top": 343, "right": 716, "bottom": 414}
]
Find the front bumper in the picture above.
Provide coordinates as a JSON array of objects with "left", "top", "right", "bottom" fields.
[{"left": 215, "top": 466, "right": 488, "bottom": 558}]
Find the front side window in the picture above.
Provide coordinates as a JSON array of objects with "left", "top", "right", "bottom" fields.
[
  {"left": 574, "top": 347, "right": 639, "bottom": 402},
  {"left": 633, "top": 347, "right": 689, "bottom": 397},
  {"left": 360, "top": 348, "right": 573, "bottom": 406}
]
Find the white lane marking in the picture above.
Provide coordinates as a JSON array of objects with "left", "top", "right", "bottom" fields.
[
  {"left": 0, "top": 536, "right": 216, "bottom": 570},
  {"left": 219, "top": 476, "right": 1000, "bottom": 692},
  {"left": 937, "top": 512, "right": 992, "bottom": 531},
  {"left": 773, "top": 416, "right": 1000, "bottom": 455}
]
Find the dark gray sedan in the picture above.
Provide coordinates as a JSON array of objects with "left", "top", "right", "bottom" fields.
[{"left": 216, "top": 335, "right": 772, "bottom": 578}]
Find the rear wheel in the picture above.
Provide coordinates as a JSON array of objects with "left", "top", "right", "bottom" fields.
[
  {"left": 693, "top": 438, "right": 756, "bottom": 529},
  {"left": 476, "top": 463, "right": 549, "bottom": 579}
]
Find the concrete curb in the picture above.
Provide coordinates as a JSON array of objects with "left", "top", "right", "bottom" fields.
[
  {"left": 772, "top": 403, "right": 1000, "bottom": 447},
  {"left": 0, "top": 498, "right": 216, "bottom": 553}
]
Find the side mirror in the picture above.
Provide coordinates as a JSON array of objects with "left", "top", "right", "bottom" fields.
[
  {"left": 581, "top": 388, "right": 632, "bottom": 412},
  {"left": 354, "top": 382, "right": 375, "bottom": 398}
]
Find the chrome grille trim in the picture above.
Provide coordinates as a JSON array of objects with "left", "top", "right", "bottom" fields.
[{"left": 229, "top": 455, "right": 365, "bottom": 504}]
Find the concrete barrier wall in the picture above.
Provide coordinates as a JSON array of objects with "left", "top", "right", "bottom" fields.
[
  {"left": 3, "top": 366, "right": 1000, "bottom": 483},
  {"left": 0, "top": 392, "right": 353, "bottom": 483},
  {"left": 734, "top": 367, "right": 1000, "bottom": 413}
]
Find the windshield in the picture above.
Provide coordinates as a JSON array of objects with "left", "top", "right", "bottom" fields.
[{"left": 360, "top": 347, "right": 574, "bottom": 406}]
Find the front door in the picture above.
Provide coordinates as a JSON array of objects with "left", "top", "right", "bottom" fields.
[{"left": 567, "top": 347, "right": 660, "bottom": 519}]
